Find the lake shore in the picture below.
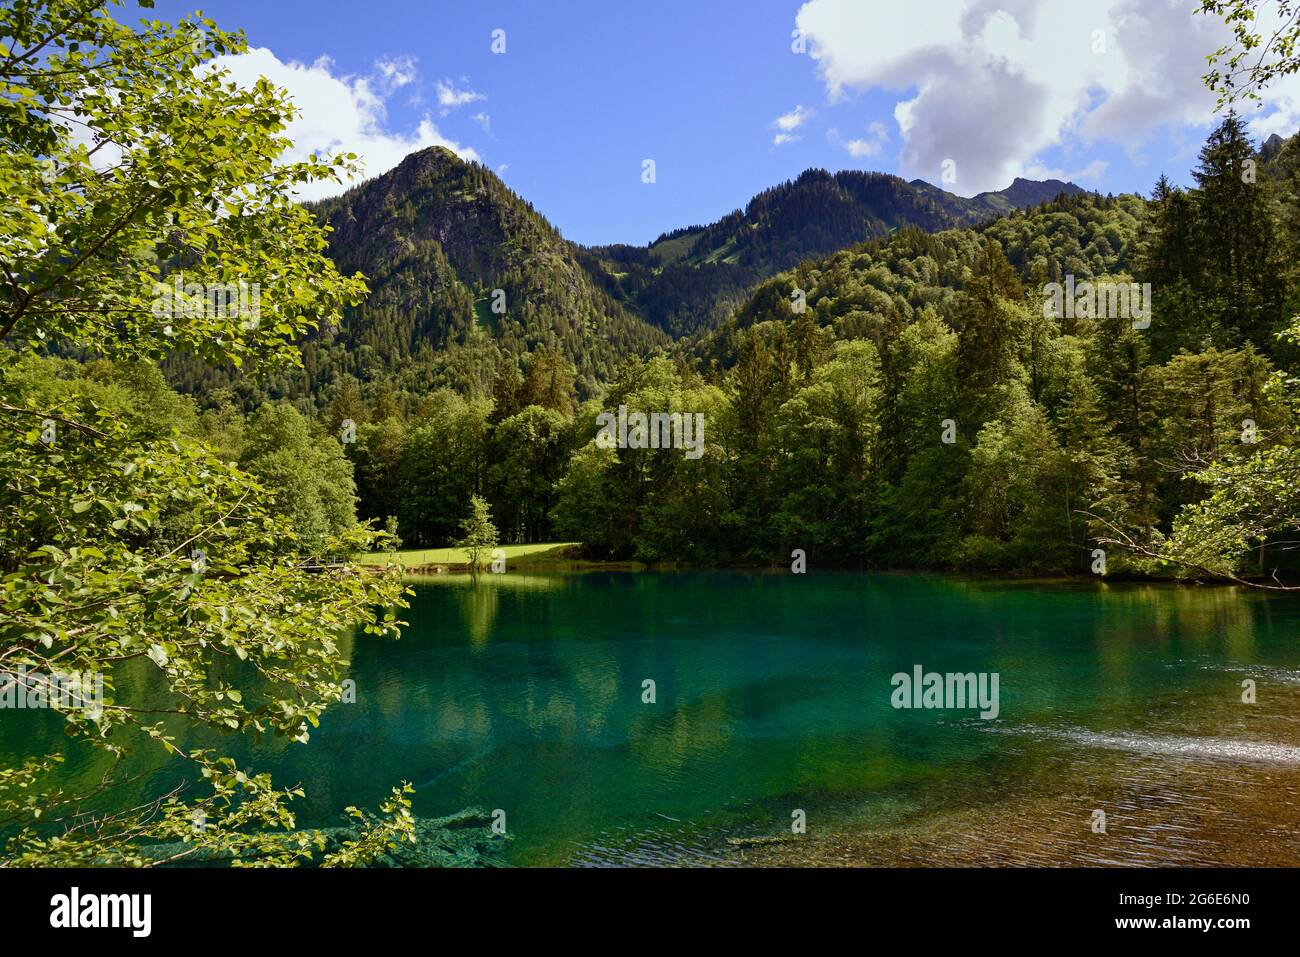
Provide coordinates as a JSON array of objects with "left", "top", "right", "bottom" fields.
[
  {"left": 735, "top": 680, "right": 1300, "bottom": 868},
  {"left": 358, "top": 542, "right": 1298, "bottom": 589}
]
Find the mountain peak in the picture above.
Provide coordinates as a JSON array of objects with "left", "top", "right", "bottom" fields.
[
  {"left": 978, "top": 177, "right": 1086, "bottom": 208},
  {"left": 391, "top": 144, "right": 468, "bottom": 179},
  {"left": 1260, "top": 132, "right": 1288, "bottom": 165},
  {"left": 406, "top": 144, "right": 465, "bottom": 165}
]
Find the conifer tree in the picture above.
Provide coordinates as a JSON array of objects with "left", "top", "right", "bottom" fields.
[{"left": 1192, "top": 111, "right": 1282, "bottom": 346}]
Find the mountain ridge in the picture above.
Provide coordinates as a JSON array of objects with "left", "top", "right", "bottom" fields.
[
  {"left": 307, "top": 146, "right": 669, "bottom": 393},
  {"left": 305, "top": 147, "right": 1088, "bottom": 377},
  {"left": 581, "top": 168, "right": 1086, "bottom": 336}
]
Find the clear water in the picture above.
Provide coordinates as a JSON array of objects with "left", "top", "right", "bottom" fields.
[{"left": 10, "top": 571, "right": 1300, "bottom": 866}]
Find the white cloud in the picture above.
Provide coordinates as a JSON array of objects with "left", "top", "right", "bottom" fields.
[
  {"left": 794, "top": 0, "right": 1300, "bottom": 194},
  {"left": 471, "top": 111, "right": 491, "bottom": 132},
  {"left": 374, "top": 55, "right": 417, "bottom": 92},
  {"left": 844, "top": 120, "right": 890, "bottom": 158},
  {"left": 207, "top": 48, "right": 480, "bottom": 201},
  {"left": 772, "top": 104, "right": 814, "bottom": 146},
  {"left": 436, "top": 79, "right": 485, "bottom": 110},
  {"left": 1023, "top": 158, "right": 1110, "bottom": 186},
  {"left": 774, "top": 104, "right": 815, "bottom": 132}
]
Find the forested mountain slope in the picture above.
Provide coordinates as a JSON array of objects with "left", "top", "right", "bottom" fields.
[
  {"left": 308, "top": 147, "right": 669, "bottom": 393},
  {"left": 169, "top": 146, "right": 670, "bottom": 404},
  {"left": 166, "top": 152, "right": 1084, "bottom": 407},
  {"left": 691, "top": 190, "right": 1148, "bottom": 370},
  {"left": 582, "top": 169, "right": 1084, "bottom": 336},
  {"left": 143, "top": 116, "right": 1300, "bottom": 583}
]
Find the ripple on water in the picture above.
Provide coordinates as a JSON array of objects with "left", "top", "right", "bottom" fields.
[
  {"left": 1002, "top": 724, "right": 1300, "bottom": 765},
  {"left": 572, "top": 824, "right": 740, "bottom": 867},
  {"left": 722, "top": 702, "right": 1300, "bottom": 867}
]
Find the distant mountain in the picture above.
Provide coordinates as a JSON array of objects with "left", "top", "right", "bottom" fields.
[
  {"left": 308, "top": 147, "right": 668, "bottom": 390},
  {"left": 689, "top": 188, "right": 1145, "bottom": 373},
  {"left": 299, "top": 151, "right": 1083, "bottom": 387},
  {"left": 1260, "top": 132, "right": 1287, "bottom": 165},
  {"left": 581, "top": 170, "right": 1087, "bottom": 337},
  {"left": 977, "top": 177, "right": 1087, "bottom": 211}
]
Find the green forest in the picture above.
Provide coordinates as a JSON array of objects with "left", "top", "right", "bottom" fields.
[{"left": 143, "top": 111, "right": 1300, "bottom": 579}]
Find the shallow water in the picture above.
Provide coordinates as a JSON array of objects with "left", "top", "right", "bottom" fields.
[{"left": 8, "top": 571, "right": 1300, "bottom": 866}]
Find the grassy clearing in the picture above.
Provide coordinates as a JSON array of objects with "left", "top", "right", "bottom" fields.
[
  {"left": 648, "top": 229, "right": 702, "bottom": 266},
  {"left": 358, "top": 542, "right": 581, "bottom": 567},
  {"left": 472, "top": 296, "right": 496, "bottom": 333}
]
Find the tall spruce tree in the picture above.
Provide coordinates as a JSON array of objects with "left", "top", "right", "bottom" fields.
[{"left": 1192, "top": 111, "right": 1283, "bottom": 346}]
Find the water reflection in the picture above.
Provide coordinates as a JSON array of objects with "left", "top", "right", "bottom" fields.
[{"left": 6, "top": 571, "right": 1300, "bottom": 866}]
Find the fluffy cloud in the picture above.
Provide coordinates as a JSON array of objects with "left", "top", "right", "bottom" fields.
[
  {"left": 208, "top": 48, "right": 481, "bottom": 201},
  {"left": 843, "top": 120, "right": 890, "bottom": 158},
  {"left": 775, "top": 104, "right": 815, "bottom": 131},
  {"left": 436, "top": 79, "right": 485, "bottom": 110},
  {"left": 794, "top": 0, "right": 1300, "bottom": 194},
  {"left": 772, "top": 104, "right": 814, "bottom": 145},
  {"left": 374, "top": 55, "right": 417, "bottom": 92}
]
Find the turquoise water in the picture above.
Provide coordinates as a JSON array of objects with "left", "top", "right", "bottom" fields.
[{"left": 10, "top": 572, "right": 1300, "bottom": 865}]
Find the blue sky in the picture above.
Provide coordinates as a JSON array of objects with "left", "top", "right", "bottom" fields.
[{"left": 152, "top": 0, "right": 1298, "bottom": 247}]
